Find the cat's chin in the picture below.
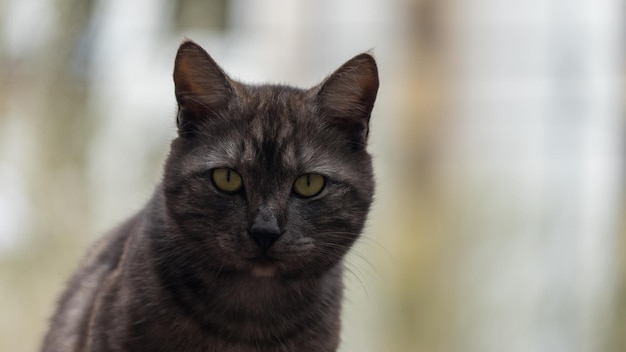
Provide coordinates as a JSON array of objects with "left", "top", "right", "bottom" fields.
[
  {"left": 250, "top": 264, "right": 277, "bottom": 278},
  {"left": 245, "top": 254, "right": 279, "bottom": 277}
]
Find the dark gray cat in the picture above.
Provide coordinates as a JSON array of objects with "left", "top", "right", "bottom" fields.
[{"left": 42, "top": 40, "right": 378, "bottom": 352}]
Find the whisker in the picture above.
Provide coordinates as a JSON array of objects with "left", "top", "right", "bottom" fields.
[
  {"left": 309, "top": 245, "right": 370, "bottom": 299},
  {"left": 315, "top": 242, "right": 381, "bottom": 283},
  {"left": 318, "top": 231, "right": 396, "bottom": 266},
  {"left": 349, "top": 249, "right": 384, "bottom": 280},
  {"left": 343, "top": 264, "right": 369, "bottom": 300}
]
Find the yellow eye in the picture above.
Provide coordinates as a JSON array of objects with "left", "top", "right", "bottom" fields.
[
  {"left": 212, "top": 168, "right": 243, "bottom": 193},
  {"left": 293, "top": 174, "right": 325, "bottom": 197}
]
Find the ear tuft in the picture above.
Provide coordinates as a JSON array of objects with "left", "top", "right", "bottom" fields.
[
  {"left": 316, "top": 53, "right": 379, "bottom": 144},
  {"left": 173, "top": 40, "right": 232, "bottom": 134}
]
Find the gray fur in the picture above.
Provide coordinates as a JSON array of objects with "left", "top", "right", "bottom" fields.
[{"left": 42, "top": 41, "right": 379, "bottom": 352}]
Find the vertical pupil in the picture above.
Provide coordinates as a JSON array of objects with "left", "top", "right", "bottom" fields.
[
  {"left": 226, "top": 169, "right": 231, "bottom": 182},
  {"left": 306, "top": 174, "right": 311, "bottom": 187}
]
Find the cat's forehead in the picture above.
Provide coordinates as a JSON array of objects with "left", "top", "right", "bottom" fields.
[
  {"left": 237, "top": 86, "right": 322, "bottom": 166},
  {"left": 182, "top": 85, "right": 362, "bottom": 183},
  {"left": 238, "top": 114, "right": 321, "bottom": 174},
  {"left": 196, "top": 89, "right": 321, "bottom": 169}
]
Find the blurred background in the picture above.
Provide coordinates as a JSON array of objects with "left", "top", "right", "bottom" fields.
[{"left": 0, "top": 0, "right": 624, "bottom": 351}]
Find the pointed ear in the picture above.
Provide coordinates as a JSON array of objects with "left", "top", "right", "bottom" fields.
[
  {"left": 173, "top": 40, "right": 233, "bottom": 134},
  {"left": 316, "top": 53, "right": 379, "bottom": 144}
]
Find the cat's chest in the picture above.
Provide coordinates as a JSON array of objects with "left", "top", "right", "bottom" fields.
[
  {"left": 124, "top": 274, "right": 334, "bottom": 350},
  {"left": 126, "top": 305, "right": 335, "bottom": 352}
]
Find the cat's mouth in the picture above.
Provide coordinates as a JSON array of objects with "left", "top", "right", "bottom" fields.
[{"left": 247, "top": 252, "right": 277, "bottom": 264}]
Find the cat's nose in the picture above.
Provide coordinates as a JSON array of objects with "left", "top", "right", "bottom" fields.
[{"left": 249, "top": 211, "right": 282, "bottom": 252}]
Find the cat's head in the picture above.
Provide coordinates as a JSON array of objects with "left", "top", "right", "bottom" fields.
[{"left": 162, "top": 41, "right": 378, "bottom": 279}]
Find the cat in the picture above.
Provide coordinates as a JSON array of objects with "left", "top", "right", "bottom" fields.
[{"left": 41, "top": 40, "right": 379, "bottom": 352}]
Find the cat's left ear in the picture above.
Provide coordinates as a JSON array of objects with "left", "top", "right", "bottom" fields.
[{"left": 315, "top": 52, "right": 379, "bottom": 144}]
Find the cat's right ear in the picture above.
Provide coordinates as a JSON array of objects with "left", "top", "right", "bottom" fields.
[{"left": 173, "top": 40, "right": 233, "bottom": 135}]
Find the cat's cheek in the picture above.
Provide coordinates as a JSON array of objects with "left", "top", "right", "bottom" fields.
[
  {"left": 308, "top": 202, "right": 367, "bottom": 250},
  {"left": 213, "top": 232, "right": 245, "bottom": 260}
]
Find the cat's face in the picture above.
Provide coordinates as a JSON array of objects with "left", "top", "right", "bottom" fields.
[{"left": 162, "top": 42, "right": 378, "bottom": 278}]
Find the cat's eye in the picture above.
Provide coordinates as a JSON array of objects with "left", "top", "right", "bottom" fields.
[
  {"left": 293, "top": 174, "right": 325, "bottom": 198},
  {"left": 212, "top": 168, "right": 243, "bottom": 193}
]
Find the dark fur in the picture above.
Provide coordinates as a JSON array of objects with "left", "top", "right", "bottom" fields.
[{"left": 42, "top": 41, "right": 379, "bottom": 352}]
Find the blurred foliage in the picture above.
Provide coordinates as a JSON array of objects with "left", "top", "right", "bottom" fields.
[{"left": 0, "top": 0, "right": 95, "bottom": 350}]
